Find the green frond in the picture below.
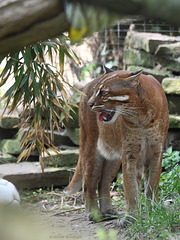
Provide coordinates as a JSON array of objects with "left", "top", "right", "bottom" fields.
[{"left": 0, "top": 35, "right": 81, "bottom": 168}]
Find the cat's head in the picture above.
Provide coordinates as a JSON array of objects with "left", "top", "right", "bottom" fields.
[{"left": 88, "top": 67, "right": 143, "bottom": 123}]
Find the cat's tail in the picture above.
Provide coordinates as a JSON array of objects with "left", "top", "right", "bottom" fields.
[{"left": 63, "top": 158, "right": 82, "bottom": 195}]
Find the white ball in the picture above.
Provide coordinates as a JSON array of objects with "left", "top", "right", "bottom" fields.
[{"left": 0, "top": 179, "right": 20, "bottom": 205}]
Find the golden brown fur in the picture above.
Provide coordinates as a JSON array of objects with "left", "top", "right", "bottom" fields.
[{"left": 64, "top": 68, "right": 169, "bottom": 227}]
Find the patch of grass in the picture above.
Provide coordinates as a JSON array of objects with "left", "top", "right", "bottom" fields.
[
  {"left": 97, "top": 148, "right": 180, "bottom": 240},
  {"left": 159, "top": 147, "right": 180, "bottom": 198},
  {"left": 20, "top": 187, "right": 56, "bottom": 203},
  {"left": 127, "top": 195, "right": 180, "bottom": 240}
]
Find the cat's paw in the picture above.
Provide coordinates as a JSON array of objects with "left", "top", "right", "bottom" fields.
[
  {"left": 117, "top": 216, "right": 135, "bottom": 228},
  {"left": 87, "top": 209, "right": 119, "bottom": 222},
  {"left": 102, "top": 209, "right": 119, "bottom": 220},
  {"left": 87, "top": 211, "right": 102, "bottom": 222}
]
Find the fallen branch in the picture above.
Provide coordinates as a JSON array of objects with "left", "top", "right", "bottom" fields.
[{"left": 50, "top": 206, "right": 85, "bottom": 216}]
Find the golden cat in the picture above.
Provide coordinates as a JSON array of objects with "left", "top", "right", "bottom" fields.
[{"left": 64, "top": 67, "right": 169, "bottom": 227}]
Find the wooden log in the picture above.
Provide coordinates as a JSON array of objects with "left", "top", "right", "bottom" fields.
[
  {"left": 0, "top": 0, "right": 180, "bottom": 58},
  {"left": 0, "top": 0, "right": 69, "bottom": 57}
]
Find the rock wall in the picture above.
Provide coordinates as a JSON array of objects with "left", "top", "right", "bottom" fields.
[
  {"left": 0, "top": 108, "right": 79, "bottom": 189},
  {"left": 1, "top": 31, "right": 180, "bottom": 189},
  {"left": 123, "top": 30, "right": 180, "bottom": 150}
]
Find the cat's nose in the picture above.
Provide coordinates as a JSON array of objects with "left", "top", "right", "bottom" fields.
[{"left": 88, "top": 102, "right": 94, "bottom": 109}]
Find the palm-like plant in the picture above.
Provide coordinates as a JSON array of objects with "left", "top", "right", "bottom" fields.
[{"left": 0, "top": 35, "right": 81, "bottom": 170}]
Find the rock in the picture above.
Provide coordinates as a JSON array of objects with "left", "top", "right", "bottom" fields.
[
  {"left": 51, "top": 129, "right": 77, "bottom": 147},
  {"left": 155, "top": 42, "right": 180, "bottom": 58},
  {"left": 169, "top": 115, "right": 180, "bottom": 128},
  {"left": 166, "top": 95, "right": 180, "bottom": 115},
  {"left": 125, "top": 31, "right": 179, "bottom": 54},
  {"left": 0, "top": 127, "right": 18, "bottom": 142},
  {"left": 0, "top": 162, "right": 75, "bottom": 189},
  {"left": 127, "top": 65, "right": 172, "bottom": 83},
  {"left": 162, "top": 78, "right": 180, "bottom": 114},
  {"left": 0, "top": 109, "right": 19, "bottom": 129},
  {"left": 158, "top": 57, "right": 180, "bottom": 72},
  {"left": 0, "top": 131, "right": 24, "bottom": 155},
  {"left": 0, "top": 151, "right": 16, "bottom": 164},
  {"left": 66, "top": 128, "right": 80, "bottom": 146},
  {"left": 22, "top": 129, "right": 76, "bottom": 153},
  {"left": 63, "top": 86, "right": 81, "bottom": 129},
  {"left": 44, "top": 148, "right": 79, "bottom": 167},
  {"left": 162, "top": 78, "right": 180, "bottom": 95},
  {"left": 123, "top": 49, "right": 155, "bottom": 68},
  {"left": 63, "top": 106, "right": 79, "bottom": 129},
  {"left": 165, "top": 130, "right": 180, "bottom": 151},
  {"left": 0, "top": 132, "right": 23, "bottom": 154}
]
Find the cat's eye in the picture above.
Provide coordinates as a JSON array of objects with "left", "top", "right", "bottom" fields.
[{"left": 97, "top": 90, "right": 106, "bottom": 98}]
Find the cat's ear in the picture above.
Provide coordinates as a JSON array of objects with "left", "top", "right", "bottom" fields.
[
  {"left": 103, "top": 65, "right": 114, "bottom": 74},
  {"left": 125, "top": 69, "right": 143, "bottom": 87}
]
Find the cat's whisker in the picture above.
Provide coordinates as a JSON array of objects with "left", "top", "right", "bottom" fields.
[
  {"left": 122, "top": 104, "right": 144, "bottom": 109},
  {"left": 114, "top": 109, "right": 139, "bottom": 118},
  {"left": 106, "top": 108, "right": 139, "bottom": 117}
]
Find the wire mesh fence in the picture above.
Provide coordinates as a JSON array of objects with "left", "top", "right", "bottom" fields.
[
  {"left": 66, "top": 19, "right": 180, "bottom": 83},
  {"left": 92, "top": 19, "right": 180, "bottom": 67}
]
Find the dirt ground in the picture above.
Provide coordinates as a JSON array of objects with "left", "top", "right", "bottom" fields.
[
  {"left": 19, "top": 190, "right": 127, "bottom": 240},
  {"left": 2, "top": 189, "right": 179, "bottom": 240}
]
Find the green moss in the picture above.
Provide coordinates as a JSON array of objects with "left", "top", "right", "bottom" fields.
[
  {"left": 162, "top": 78, "right": 180, "bottom": 95},
  {"left": 0, "top": 131, "right": 24, "bottom": 154},
  {"left": 123, "top": 49, "right": 155, "bottom": 68},
  {"left": 44, "top": 148, "right": 79, "bottom": 167},
  {"left": 0, "top": 151, "right": 16, "bottom": 162},
  {"left": 169, "top": 114, "right": 180, "bottom": 128},
  {"left": 127, "top": 65, "right": 172, "bottom": 82}
]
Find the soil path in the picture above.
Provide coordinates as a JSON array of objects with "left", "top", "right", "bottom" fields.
[{"left": 20, "top": 190, "right": 125, "bottom": 240}]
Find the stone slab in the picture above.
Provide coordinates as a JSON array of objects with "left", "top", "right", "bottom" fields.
[
  {"left": 127, "top": 65, "right": 172, "bottom": 83},
  {"left": 169, "top": 115, "right": 180, "bottom": 129},
  {"left": 44, "top": 148, "right": 79, "bottom": 167},
  {"left": 0, "top": 131, "right": 23, "bottom": 155},
  {"left": 162, "top": 78, "right": 180, "bottom": 95},
  {"left": 123, "top": 49, "right": 155, "bottom": 68},
  {"left": 125, "top": 31, "right": 179, "bottom": 53},
  {"left": 165, "top": 129, "right": 180, "bottom": 151},
  {"left": 23, "top": 128, "right": 76, "bottom": 148},
  {"left": 166, "top": 95, "right": 180, "bottom": 115},
  {"left": 155, "top": 42, "right": 180, "bottom": 57},
  {"left": 0, "top": 162, "right": 74, "bottom": 189},
  {"left": 66, "top": 128, "right": 80, "bottom": 146},
  {"left": 0, "top": 127, "right": 18, "bottom": 142},
  {"left": 0, "top": 151, "right": 16, "bottom": 163},
  {"left": 158, "top": 57, "right": 180, "bottom": 72},
  {"left": 63, "top": 106, "right": 79, "bottom": 129},
  {"left": 0, "top": 109, "right": 19, "bottom": 129}
]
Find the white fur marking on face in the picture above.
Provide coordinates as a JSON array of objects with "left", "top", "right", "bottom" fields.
[
  {"left": 95, "top": 89, "right": 100, "bottom": 97},
  {"left": 91, "top": 104, "right": 104, "bottom": 110},
  {"left": 108, "top": 95, "right": 129, "bottom": 101}
]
